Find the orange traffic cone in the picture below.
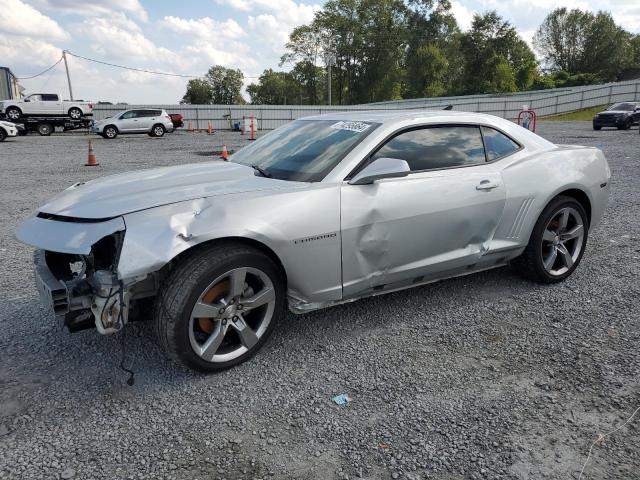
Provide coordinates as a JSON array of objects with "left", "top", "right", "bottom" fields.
[
  {"left": 207, "top": 121, "right": 213, "bottom": 135},
  {"left": 85, "top": 140, "right": 99, "bottom": 166},
  {"left": 221, "top": 145, "right": 229, "bottom": 160}
]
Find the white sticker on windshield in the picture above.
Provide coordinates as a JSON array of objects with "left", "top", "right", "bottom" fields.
[{"left": 330, "top": 121, "right": 372, "bottom": 133}]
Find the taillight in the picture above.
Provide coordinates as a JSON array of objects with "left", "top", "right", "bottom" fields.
[{"left": 88, "top": 103, "right": 93, "bottom": 109}]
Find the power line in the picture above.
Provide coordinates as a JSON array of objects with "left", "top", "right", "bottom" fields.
[
  {"left": 65, "top": 50, "right": 202, "bottom": 78},
  {"left": 16, "top": 57, "right": 63, "bottom": 79},
  {"left": 64, "top": 50, "right": 263, "bottom": 79}
]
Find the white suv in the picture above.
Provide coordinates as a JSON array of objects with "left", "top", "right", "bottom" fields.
[{"left": 91, "top": 109, "right": 174, "bottom": 139}]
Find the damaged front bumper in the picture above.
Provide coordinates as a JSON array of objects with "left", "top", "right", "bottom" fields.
[{"left": 19, "top": 215, "right": 136, "bottom": 334}]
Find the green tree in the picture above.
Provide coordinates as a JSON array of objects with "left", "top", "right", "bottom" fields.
[
  {"left": 181, "top": 78, "right": 213, "bottom": 104},
  {"left": 205, "top": 66, "right": 245, "bottom": 104},
  {"left": 405, "top": 44, "right": 449, "bottom": 97},
  {"left": 247, "top": 69, "right": 301, "bottom": 104},
  {"left": 404, "top": 0, "right": 461, "bottom": 97},
  {"left": 181, "top": 67, "right": 246, "bottom": 105},
  {"left": 459, "top": 12, "right": 537, "bottom": 94},
  {"left": 534, "top": 8, "right": 632, "bottom": 81}
]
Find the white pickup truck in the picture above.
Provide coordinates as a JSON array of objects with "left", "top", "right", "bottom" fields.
[{"left": 1, "top": 94, "right": 93, "bottom": 120}]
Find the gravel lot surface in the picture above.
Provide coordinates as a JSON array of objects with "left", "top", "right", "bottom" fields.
[{"left": 0, "top": 123, "right": 638, "bottom": 480}]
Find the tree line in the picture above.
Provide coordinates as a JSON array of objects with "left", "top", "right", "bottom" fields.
[{"left": 181, "top": 2, "right": 640, "bottom": 105}]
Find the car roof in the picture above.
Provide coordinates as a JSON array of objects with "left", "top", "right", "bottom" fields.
[{"left": 300, "top": 109, "right": 510, "bottom": 125}]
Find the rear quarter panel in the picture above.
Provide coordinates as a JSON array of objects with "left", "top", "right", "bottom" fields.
[{"left": 493, "top": 146, "right": 610, "bottom": 249}]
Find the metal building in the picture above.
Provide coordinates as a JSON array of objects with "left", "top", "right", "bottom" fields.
[{"left": 0, "top": 67, "right": 23, "bottom": 101}]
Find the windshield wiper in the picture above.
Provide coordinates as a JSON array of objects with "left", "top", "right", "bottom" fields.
[{"left": 250, "top": 164, "right": 272, "bottom": 178}]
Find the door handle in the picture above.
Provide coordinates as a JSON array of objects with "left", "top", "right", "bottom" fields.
[{"left": 476, "top": 180, "right": 499, "bottom": 191}]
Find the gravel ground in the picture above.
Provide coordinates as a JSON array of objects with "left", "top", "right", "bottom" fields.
[{"left": 0, "top": 123, "right": 638, "bottom": 480}]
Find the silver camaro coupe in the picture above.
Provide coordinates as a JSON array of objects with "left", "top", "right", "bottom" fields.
[{"left": 16, "top": 111, "right": 610, "bottom": 371}]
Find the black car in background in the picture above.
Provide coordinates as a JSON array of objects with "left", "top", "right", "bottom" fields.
[{"left": 593, "top": 102, "right": 640, "bottom": 130}]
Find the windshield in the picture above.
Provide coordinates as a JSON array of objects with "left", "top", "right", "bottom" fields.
[
  {"left": 608, "top": 103, "right": 636, "bottom": 111},
  {"left": 229, "top": 119, "right": 378, "bottom": 182}
]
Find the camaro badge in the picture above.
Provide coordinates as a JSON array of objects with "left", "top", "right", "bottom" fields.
[{"left": 293, "top": 232, "right": 338, "bottom": 245}]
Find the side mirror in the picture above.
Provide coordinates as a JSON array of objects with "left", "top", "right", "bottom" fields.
[{"left": 349, "top": 157, "right": 410, "bottom": 185}]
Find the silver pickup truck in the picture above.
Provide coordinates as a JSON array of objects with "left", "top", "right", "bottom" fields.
[{"left": 1, "top": 93, "right": 93, "bottom": 120}]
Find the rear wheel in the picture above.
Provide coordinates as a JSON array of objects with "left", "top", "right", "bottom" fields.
[
  {"left": 511, "top": 196, "right": 588, "bottom": 283},
  {"left": 5, "top": 107, "right": 21, "bottom": 120},
  {"left": 592, "top": 124, "right": 601, "bottom": 131},
  {"left": 153, "top": 244, "right": 285, "bottom": 371},
  {"left": 0, "top": 128, "right": 6, "bottom": 142},
  {"left": 151, "top": 124, "right": 165, "bottom": 137},
  {"left": 68, "top": 107, "right": 82, "bottom": 120},
  {"left": 37, "top": 123, "right": 53, "bottom": 136}
]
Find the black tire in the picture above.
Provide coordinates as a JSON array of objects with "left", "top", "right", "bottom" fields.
[
  {"left": 5, "top": 107, "right": 21, "bottom": 120},
  {"left": 151, "top": 124, "right": 165, "bottom": 137},
  {"left": 103, "top": 125, "right": 118, "bottom": 139},
  {"left": 624, "top": 119, "right": 632, "bottom": 130},
  {"left": 68, "top": 107, "right": 82, "bottom": 120},
  {"left": 592, "top": 124, "right": 601, "bottom": 131},
  {"left": 37, "top": 123, "right": 53, "bottom": 136},
  {"left": 0, "top": 128, "right": 6, "bottom": 142},
  {"left": 153, "top": 244, "right": 286, "bottom": 372},
  {"left": 510, "top": 195, "right": 588, "bottom": 283}
]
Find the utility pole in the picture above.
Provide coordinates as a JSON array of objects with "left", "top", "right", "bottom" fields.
[
  {"left": 324, "top": 52, "right": 335, "bottom": 106},
  {"left": 62, "top": 50, "right": 73, "bottom": 100}
]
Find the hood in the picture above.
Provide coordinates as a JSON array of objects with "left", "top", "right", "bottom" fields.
[
  {"left": 39, "top": 161, "right": 299, "bottom": 219},
  {"left": 597, "top": 110, "right": 629, "bottom": 115}
]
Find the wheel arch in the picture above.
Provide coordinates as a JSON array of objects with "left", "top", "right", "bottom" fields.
[
  {"left": 68, "top": 106, "right": 82, "bottom": 114},
  {"left": 104, "top": 124, "right": 119, "bottom": 133},
  {"left": 553, "top": 188, "right": 592, "bottom": 227},
  {"left": 158, "top": 236, "right": 288, "bottom": 288}
]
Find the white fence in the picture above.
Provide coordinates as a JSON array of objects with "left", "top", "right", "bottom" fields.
[{"left": 93, "top": 79, "right": 640, "bottom": 130}]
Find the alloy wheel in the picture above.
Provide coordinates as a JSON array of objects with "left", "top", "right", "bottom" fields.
[
  {"left": 541, "top": 207, "right": 585, "bottom": 276},
  {"left": 7, "top": 109, "right": 19, "bottom": 120},
  {"left": 153, "top": 126, "right": 164, "bottom": 136},
  {"left": 189, "top": 267, "right": 276, "bottom": 363}
]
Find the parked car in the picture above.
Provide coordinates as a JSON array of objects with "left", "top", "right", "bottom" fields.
[
  {"left": 90, "top": 109, "right": 174, "bottom": 139},
  {"left": 592, "top": 102, "right": 640, "bottom": 130},
  {"left": 16, "top": 111, "right": 610, "bottom": 372},
  {"left": 169, "top": 113, "right": 184, "bottom": 129},
  {"left": 0, "top": 94, "right": 93, "bottom": 120},
  {"left": 0, "top": 119, "right": 18, "bottom": 141}
]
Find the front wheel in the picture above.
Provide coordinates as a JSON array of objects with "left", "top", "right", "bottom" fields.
[
  {"left": 510, "top": 196, "right": 588, "bottom": 283},
  {"left": 151, "top": 124, "right": 165, "bottom": 137},
  {"left": 0, "top": 128, "right": 6, "bottom": 142},
  {"left": 153, "top": 244, "right": 286, "bottom": 372},
  {"left": 592, "top": 124, "right": 601, "bottom": 131},
  {"left": 103, "top": 126, "right": 118, "bottom": 139}
]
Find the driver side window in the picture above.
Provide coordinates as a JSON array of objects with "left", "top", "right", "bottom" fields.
[{"left": 371, "top": 126, "right": 486, "bottom": 171}]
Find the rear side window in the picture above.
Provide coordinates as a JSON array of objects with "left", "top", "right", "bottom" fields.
[
  {"left": 372, "top": 126, "right": 486, "bottom": 171},
  {"left": 40, "top": 94, "right": 58, "bottom": 101},
  {"left": 481, "top": 127, "right": 520, "bottom": 160}
]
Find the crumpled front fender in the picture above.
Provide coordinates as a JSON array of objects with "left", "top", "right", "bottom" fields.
[{"left": 118, "top": 199, "right": 286, "bottom": 279}]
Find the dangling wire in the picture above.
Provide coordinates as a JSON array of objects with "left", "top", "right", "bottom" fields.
[{"left": 117, "top": 282, "right": 136, "bottom": 386}]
